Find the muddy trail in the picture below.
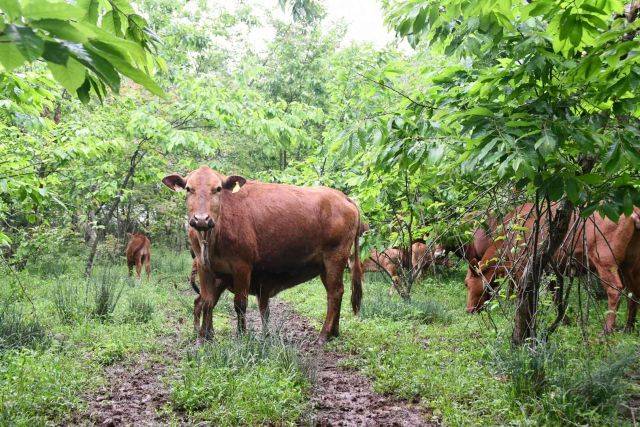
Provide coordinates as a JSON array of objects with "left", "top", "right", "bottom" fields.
[
  {"left": 75, "top": 319, "right": 186, "bottom": 426},
  {"left": 242, "top": 299, "right": 438, "bottom": 426}
]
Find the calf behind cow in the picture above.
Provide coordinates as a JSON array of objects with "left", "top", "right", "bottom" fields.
[
  {"left": 163, "top": 166, "right": 363, "bottom": 343},
  {"left": 125, "top": 232, "right": 151, "bottom": 279}
]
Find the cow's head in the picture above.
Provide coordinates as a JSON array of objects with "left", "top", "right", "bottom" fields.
[
  {"left": 433, "top": 243, "right": 446, "bottom": 260},
  {"left": 162, "top": 166, "right": 246, "bottom": 233},
  {"left": 464, "top": 257, "right": 500, "bottom": 313}
]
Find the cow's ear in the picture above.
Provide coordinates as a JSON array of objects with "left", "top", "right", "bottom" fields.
[
  {"left": 222, "top": 175, "right": 246, "bottom": 191},
  {"left": 162, "top": 173, "right": 186, "bottom": 191}
]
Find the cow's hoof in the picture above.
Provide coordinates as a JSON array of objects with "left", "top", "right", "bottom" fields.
[
  {"left": 315, "top": 336, "right": 328, "bottom": 346},
  {"left": 623, "top": 325, "right": 635, "bottom": 333}
]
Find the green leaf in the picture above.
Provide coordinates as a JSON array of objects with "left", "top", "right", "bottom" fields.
[
  {"left": 0, "top": 0, "right": 21, "bottom": 20},
  {"left": 535, "top": 132, "right": 557, "bottom": 156},
  {"left": 76, "top": 76, "right": 91, "bottom": 103},
  {"left": 48, "top": 57, "right": 86, "bottom": 92},
  {"left": 604, "top": 143, "right": 621, "bottom": 174},
  {"left": 569, "top": 18, "right": 583, "bottom": 46},
  {"left": 42, "top": 40, "right": 69, "bottom": 65},
  {"left": 0, "top": 42, "right": 25, "bottom": 71},
  {"left": 565, "top": 176, "right": 581, "bottom": 203},
  {"left": 22, "top": 0, "right": 84, "bottom": 20},
  {"left": 600, "top": 203, "right": 620, "bottom": 222},
  {"left": 4, "top": 24, "right": 44, "bottom": 61}
]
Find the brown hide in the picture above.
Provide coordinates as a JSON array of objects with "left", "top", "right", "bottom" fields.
[
  {"left": 166, "top": 166, "right": 362, "bottom": 342},
  {"left": 125, "top": 233, "right": 151, "bottom": 279},
  {"left": 465, "top": 204, "right": 640, "bottom": 333}
]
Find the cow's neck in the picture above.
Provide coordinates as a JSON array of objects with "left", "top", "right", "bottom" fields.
[{"left": 198, "top": 228, "right": 217, "bottom": 271}]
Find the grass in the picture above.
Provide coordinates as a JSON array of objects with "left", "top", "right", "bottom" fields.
[
  {"left": 0, "top": 245, "right": 314, "bottom": 426},
  {"left": 171, "top": 331, "right": 312, "bottom": 426},
  {"left": 3, "top": 244, "right": 639, "bottom": 426},
  {"left": 281, "top": 266, "right": 640, "bottom": 426}
]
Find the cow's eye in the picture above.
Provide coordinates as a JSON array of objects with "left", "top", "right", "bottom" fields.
[
  {"left": 216, "top": 186, "right": 222, "bottom": 193},
  {"left": 185, "top": 186, "right": 194, "bottom": 193}
]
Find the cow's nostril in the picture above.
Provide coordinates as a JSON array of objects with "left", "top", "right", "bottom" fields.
[{"left": 189, "top": 217, "right": 197, "bottom": 228}]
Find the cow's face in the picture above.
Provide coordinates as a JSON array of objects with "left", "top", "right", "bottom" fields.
[
  {"left": 162, "top": 166, "right": 245, "bottom": 233},
  {"left": 464, "top": 258, "right": 496, "bottom": 313},
  {"left": 433, "top": 244, "right": 446, "bottom": 260}
]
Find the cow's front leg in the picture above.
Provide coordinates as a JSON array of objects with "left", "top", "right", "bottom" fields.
[
  {"left": 232, "top": 267, "right": 251, "bottom": 334},
  {"left": 198, "top": 271, "right": 225, "bottom": 341}
]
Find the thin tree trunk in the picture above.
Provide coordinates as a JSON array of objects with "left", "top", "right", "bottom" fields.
[
  {"left": 512, "top": 199, "right": 573, "bottom": 345},
  {"left": 85, "top": 142, "right": 146, "bottom": 276}
]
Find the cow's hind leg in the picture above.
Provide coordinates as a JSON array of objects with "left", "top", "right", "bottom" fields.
[
  {"left": 595, "top": 264, "right": 624, "bottom": 333},
  {"left": 319, "top": 256, "right": 346, "bottom": 342},
  {"left": 135, "top": 253, "right": 143, "bottom": 279},
  {"left": 258, "top": 292, "right": 270, "bottom": 335},
  {"left": 623, "top": 269, "right": 639, "bottom": 332}
]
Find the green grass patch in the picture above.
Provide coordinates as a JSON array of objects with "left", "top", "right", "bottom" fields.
[{"left": 172, "top": 332, "right": 312, "bottom": 426}]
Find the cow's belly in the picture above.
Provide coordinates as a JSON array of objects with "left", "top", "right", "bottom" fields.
[{"left": 250, "top": 263, "right": 323, "bottom": 297}]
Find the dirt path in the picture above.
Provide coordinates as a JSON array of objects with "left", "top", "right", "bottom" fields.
[
  {"left": 243, "top": 299, "right": 438, "bottom": 426},
  {"left": 77, "top": 321, "right": 186, "bottom": 426}
]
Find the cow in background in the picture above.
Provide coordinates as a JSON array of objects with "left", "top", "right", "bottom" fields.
[
  {"left": 465, "top": 204, "right": 640, "bottom": 333},
  {"left": 126, "top": 232, "right": 151, "bottom": 279}
]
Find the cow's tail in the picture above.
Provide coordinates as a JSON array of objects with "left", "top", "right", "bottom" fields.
[{"left": 350, "top": 201, "right": 363, "bottom": 315}]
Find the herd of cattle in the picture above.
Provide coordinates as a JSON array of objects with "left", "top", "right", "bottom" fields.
[{"left": 123, "top": 166, "right": 640, "bottom": 341}]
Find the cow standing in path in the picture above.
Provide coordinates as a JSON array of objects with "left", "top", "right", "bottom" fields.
[
  {"left": 163, "top": 166, "right": 363, "bottom": 343},
  {"left": 126, "top": 233, "right": 151, "bottom": 279}
]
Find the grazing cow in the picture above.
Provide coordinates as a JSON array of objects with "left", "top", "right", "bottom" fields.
[
  {"left": 125, "top": 232, "right": 151, "bottom": 279},
  {"left": 465, "top": 204, "right": 640, "bottom": 333},
  {"left": 163, "top": 166, "right": 363, "bottom": 343}
]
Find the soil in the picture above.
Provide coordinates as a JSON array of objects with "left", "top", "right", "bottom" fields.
[
  {"left": 242, "top": 299, "right": 439, "bottom": 426},
  {"left": 73, "top": 320, "right": 187, "bottom": 427}
]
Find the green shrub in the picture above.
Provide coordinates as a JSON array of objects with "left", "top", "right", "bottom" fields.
[
  {"left": 124, "top": 291, "right": 155, "bottom": 324},
  {"left": 172, "top": 332, "right": 312, "bottom": 425},
  {"left": 489, "top": 340, "right": 639, "bottom": 425},
  {"left": 0, "top": 303, "right": 48, "bottom": 352}
]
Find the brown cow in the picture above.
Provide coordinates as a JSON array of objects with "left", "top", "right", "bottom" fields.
[
  {"left": 411, "top": 241, "right": 447, "bottom": 279},
  {"left": 163, "top": 166, "right": 363, "bottom": 343},
  {"left": 125, "top": 232, "right": 151, "bottom": 279},
  {"left": 465, "top": 204, "right": 640, "bottom": 333}
]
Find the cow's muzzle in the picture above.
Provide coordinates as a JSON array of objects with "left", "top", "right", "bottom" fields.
[{"left": 189, "top": 214, "right": 214, "bottom": 231}]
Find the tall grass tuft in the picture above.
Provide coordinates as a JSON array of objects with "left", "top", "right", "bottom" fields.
[
  {"left": 0, "top": 302, "right": 49, "bottom": 351},
  {"left": 124, "top": 291, "right": 155, "bottom": 324},
  {"left": 89, "top": 269, "right": 125, "bottom": 321},
  {"left": 53, "top": 281, "right": 86, "bottom": 324}
]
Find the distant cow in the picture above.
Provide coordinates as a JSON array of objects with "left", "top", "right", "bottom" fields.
[
  {"left": 126, "top": 233, "right": 151, "bottom": 279},
  {"left": 163, "top": 166, "right": 363, "bottom": 343},
  {"left": 465, "top": 204, "right": 640, "bottom": 333},
  {"left": 411, "top": 241, "right": 447, "bottom": 279}
]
